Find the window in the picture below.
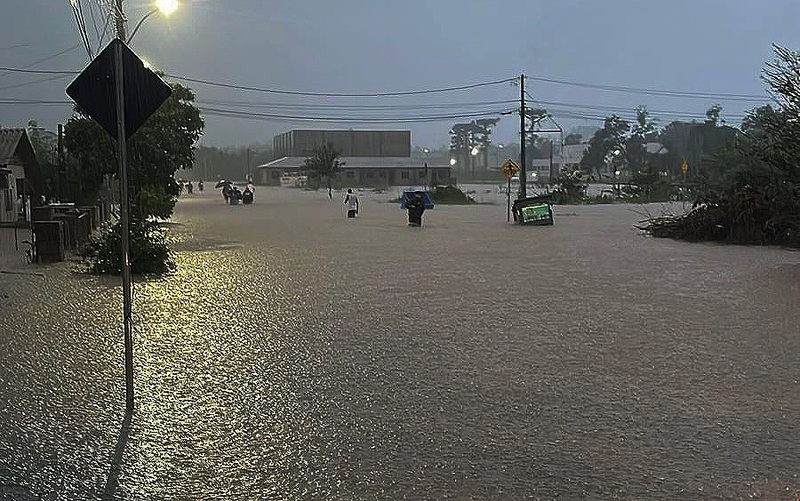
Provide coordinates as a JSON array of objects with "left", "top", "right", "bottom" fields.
[
  {"left": 419, "top": 170, "right": 425, "bottom": 178},
  {"left": 379, "top": 171, "right": 386, "bottom": 178},
  {"left": 367, "top": 170, "right": 374, "bottom": 178},
  {"left": 272, "top": 170, "right": 280, "bottom": 178},
  {"left": 401, "top": 171, "right": 409, "bottom": 179},
  {"left": 346, "top": 171, "right": 354, "bottom": 178}
]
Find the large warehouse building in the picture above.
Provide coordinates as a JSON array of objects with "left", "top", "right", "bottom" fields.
[{"left": 256, "top": 130, "right": 452, "bottom": 187}]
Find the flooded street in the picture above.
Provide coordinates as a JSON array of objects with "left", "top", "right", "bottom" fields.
[{"left": 1, "top": 187, "right": 798, "bottom": 500}]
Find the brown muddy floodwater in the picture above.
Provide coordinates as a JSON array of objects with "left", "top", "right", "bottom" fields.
[{"left": 1, "top": 187, "right": 798, "bottom": 500}]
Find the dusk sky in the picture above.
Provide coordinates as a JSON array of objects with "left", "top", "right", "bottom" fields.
[{"left": 2, "top": 0, "right": 799, "bottom": 149}]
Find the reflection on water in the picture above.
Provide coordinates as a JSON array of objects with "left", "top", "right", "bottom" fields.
[{"left": 1, "top": 191, "right": 798, "bottom": 499}]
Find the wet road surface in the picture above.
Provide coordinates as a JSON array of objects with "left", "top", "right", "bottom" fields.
[{"left": 1, "top": 187, "right": 798, "bottom": 499}]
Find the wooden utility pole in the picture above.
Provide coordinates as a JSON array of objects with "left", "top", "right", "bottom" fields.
[{"left": 519, "top": 74, "right": 527, "bottom": 199}]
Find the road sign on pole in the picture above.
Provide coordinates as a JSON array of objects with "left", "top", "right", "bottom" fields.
[
  {"left": 500, "top": 159, "right": 519, "bottom": 221},
  {"left": 681, "top": 160, "right": 688, "bottom": 174},
  {"left": 66, "top": 38, "right": 171, "bottom": 414},
  {"left": 501, "top": 158, "right": 520, "bottom": 178}
]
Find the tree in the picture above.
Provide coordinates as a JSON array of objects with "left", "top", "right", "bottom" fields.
[
  {"left": 580, "top": 114, "right": 629, "bottom": 180},
  {"left": 564, "top": 133, "right": 582, "bottom": 145},
  {"left": 705, "top": 104, "right": 723, "bottom": 126},
  {"left": 65, "top": 79, "right": 204, "bottom": 274},
  {"left": 641, "top": 45, "right": 800, "bottom": 246},
  {"left": 27, "top": 120, "right": 59, "bottom": 200},
  {"left": 302, "top": 142, "right": 344, "bottom": 199},
  {"left": 64, "top": 80, "right": 204, "bottom": 218},
  {"left": 626, "top": 106, "right": 657, "bottom": 175}
]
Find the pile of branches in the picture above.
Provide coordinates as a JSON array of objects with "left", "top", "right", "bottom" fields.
[{"left": 636, "top": 186, "right": 800, "bottom": 246}]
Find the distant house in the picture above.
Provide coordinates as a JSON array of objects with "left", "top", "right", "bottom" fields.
[
  {"left": 257, "top": 129, "right": 453, "bottom": 187},
  {"left": 0, "top": 128, "right": 43, "bottom": 222}
]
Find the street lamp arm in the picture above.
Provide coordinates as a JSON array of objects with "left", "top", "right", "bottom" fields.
[{"left": 127, "top": 8, "right": 158, "bottom": 43}]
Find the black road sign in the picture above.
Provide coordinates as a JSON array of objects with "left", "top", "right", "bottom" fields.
[{"left": 66, "top": 39, "right": 171, "bottom": 139}]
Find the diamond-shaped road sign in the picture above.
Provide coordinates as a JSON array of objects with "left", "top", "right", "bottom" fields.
[
  {"left": 66, "top": 39, "right": 171, "bottom": 140},
  {"left": 500, "top": 158, "right": 520, "bottom": 178}
]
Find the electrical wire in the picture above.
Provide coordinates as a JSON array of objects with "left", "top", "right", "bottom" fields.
[
  {"left": 198, "top": 106, "right": 516, "bottom": 123},
  {"left": 165, "top": 74, "right": 519, "bottom": 97},
  {"left": 525, "top": 74, "right": 768, "bottom": 102},
  {"left": 0, "top": 66, "right": 78, "bottom": 75},
  {"left": 194, "top": 98, "right": 519, "bottom": 111},
  {"left": 0, "top": 74, "right": 72, "bottom": 91}
]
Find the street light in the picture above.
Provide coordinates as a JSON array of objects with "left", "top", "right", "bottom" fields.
[
  {"left": 450, "top": 158, "right": 457, "bottom": 166},
  {"left": 127, "top": 0, "right": 178, "bottom": 43}
]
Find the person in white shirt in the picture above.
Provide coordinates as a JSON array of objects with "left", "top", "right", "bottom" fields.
[{"left": 344, "top": 188, "right": 359, "bottom": 218}]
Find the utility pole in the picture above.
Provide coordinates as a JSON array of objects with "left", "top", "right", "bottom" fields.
[
  {"left": 114, "top": 0, "right": 135, "bottom": 414},
  {"left": 519, "top": 73, "right": 527, "bottom": 199},
  {"left": 246, "top": 147, "right": 250, "bottom": 182},
  {"left": 57, "top": 124, "right": 64, "bottom": 201}
]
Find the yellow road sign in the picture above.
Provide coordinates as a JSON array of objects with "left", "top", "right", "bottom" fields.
[
  {"left": 681, "top": 160, "right": 688, "bottom": 174},
  {"left": 500, "top": 158, "right": 520, "bottom": 178}
]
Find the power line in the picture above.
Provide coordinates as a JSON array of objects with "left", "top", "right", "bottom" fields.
[
  {"left": 166, "top": 74, "right": 519, "bottom": 97},
  {"left": 526, "top": 74, "right": 769, "bottom": 101},
  {"left": 0, "top": 74, "right": 72, "bottom": 91},
  {"left": 198, "top": 106, "right": 515, "bottom": 123},
  {"left": 0, "top": 66, "right": 79, "bottom": 75},
  {"left": 195, "top": 98, "right": 518, "bottom": 110}
]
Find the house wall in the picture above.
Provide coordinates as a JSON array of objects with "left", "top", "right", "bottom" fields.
[
  {"left": 273, "top": 130, "right": 411, "bottom": 158},
  {"left": 0, "top": 170, "right": 17, "bottom": 222}
]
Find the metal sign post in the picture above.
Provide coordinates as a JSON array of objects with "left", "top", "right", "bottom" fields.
[
  {"left": 67, "top": 36, "right": 171, "bottom": 414},
  {"left": 500, "top": 158, "right": 520, "bottom": 222},
  {"left": 113, "top": 41, "right": 135, "bottom": 414}
]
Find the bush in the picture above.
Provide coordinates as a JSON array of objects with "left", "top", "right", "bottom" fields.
[
  {"left": 550, "top": 169, "right": 587, "bottom": 204},
  {"left": 78, "top": 219, "right": 174, "bottom": 275},
  {"left": 429, "top": 185, "right": 475, "bottom": 204},
  {"left": 138, "top": 185, "right": 178, "bottom": 220}
]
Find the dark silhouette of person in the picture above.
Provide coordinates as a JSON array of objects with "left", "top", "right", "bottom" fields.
[{"left": 406, "top": 192, "right": 425, "bottom": 227}]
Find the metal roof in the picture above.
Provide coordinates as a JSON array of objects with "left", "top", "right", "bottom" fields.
[{"left": 257, "top": 156, "right": 450, "bottom": 170}]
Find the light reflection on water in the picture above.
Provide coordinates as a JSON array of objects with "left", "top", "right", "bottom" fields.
[{"left": 1, "top": 191, "right": 798, "bottom": 499}]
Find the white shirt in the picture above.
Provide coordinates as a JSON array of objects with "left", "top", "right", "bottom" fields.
[{"left": 345, "top": 193, "right": 359, "bottom": 211}]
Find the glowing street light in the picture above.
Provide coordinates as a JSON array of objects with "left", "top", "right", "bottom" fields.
[
  {"left": 471, "top": 146, "right": 480, "bottom": 156},
  {"left": 128, "top": 0, "right": 178, "bottom": 43},
  {"left": 450, "top": 158, "right": 457, "bottom": 166}
]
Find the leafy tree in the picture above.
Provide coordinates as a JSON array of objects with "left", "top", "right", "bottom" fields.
[
  {"left": 642, "top": 45, "right": 800, "bottom": 246},
  {"left": 26, "top": 120, "right": 61, "bottom": 200},
  {"left": 580, "top": 114, "right": 630, "bottom": 180},
  {"left": 64, "top": 80, "right": 203, "bottom": 218},
  {"left": 626, "top": 106, "right": 657, "bottom": 175},
  {"left": 564, "top": 133, "right": 582, "bottom": 145},
  {"left": 302, "top": 142, "right": 344, "bottom": 199},
  {"left": 705, "top": 104, "right": 723, "bottom": 126},
  {"left": 65, "top": 79, "right": 203, "bottom": 274}
]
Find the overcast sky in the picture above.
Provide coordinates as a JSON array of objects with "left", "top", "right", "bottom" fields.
[{"left": 2, "top": 0, "right": 798, "bottom": 149}]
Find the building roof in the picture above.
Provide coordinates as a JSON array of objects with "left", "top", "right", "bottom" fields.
[
  {"left": 0, "top": 128, "right": 43, "bottom": 194},
  {"left": 258, "top": 156, "right": 450, "bottom": 170},
  {"left": 0, "top": 128, "right": 26, "bottom": 164}
]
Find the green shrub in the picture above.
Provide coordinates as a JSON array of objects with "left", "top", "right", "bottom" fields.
[
  {"left": 78, "top": 219, "right": 174, "bottom": 275},
  {"left": 429, "top": 185, "right": 475, "bottom": 204}
]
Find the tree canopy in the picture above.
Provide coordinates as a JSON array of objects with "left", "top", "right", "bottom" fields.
[
  {"left": 302, "top": 142, "right": 344, "bottom": 199},
  {"left": 64, "top": 79, "right": 204, "bottom": 218}
]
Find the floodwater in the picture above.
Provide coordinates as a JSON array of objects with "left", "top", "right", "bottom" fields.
[{"left": 1, "top": 186, "right": 798, "bottom": 500}]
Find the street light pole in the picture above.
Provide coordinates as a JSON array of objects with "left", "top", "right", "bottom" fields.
[{"left": 114, "top": 0, "right": 135, "bottom": 414}]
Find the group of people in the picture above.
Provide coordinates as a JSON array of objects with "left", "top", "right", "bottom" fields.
[
  {"left": 177, "top": 180, "right": 204, "bottom": 195},
  {"left": 344, "top": 188, "right": 427, "bottom": 226},
  {"left": 222, "top": 183, "right": 255, "bottom": 205}
]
